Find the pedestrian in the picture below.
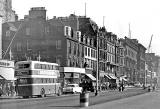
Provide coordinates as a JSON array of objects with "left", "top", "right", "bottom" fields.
[
  {"left": 6, "top": 84, "right": 10, "bottom": 96},
  {"left": 0, "top": 84, "right": 3, "bottom": 96},
  {"left": 10, "top": 83, "right": 14, "bottom": 96},
  {"left": 118, "top": 82, "right": 122, "bottom": 92}
]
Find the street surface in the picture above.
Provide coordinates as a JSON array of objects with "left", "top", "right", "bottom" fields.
[
  {"left": 0, "top": 88, "right": 147, "bottom": 109},
  {"left": 82, "top": 89, "right": 160, "bottom": 109}
]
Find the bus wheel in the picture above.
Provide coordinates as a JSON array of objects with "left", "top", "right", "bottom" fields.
[
  {"left": 40, "top": 88, "right": 45, "bottom": 98},
  {"left": 23, "top": 96, "right": 29, "bottom": 99}
]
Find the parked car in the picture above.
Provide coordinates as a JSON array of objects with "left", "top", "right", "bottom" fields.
[
  {"left": 63, "top": 84, "right": 82, "bottom": 94},
  {"left": 134, "top": 82, "right": 143, "bottom": 87}
]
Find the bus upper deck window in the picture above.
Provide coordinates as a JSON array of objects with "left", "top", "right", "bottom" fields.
[{"left": 23, "top": 64, "right": 30, "bottom": 68}]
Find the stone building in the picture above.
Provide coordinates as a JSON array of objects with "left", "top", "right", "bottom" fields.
[
  {"left": 0, "top": 0, "right": 18, "bottom": 23},
  {"left": 137, "top": 43, "right": 146, "bottom": 84},
  {"left": 2, "top": 7, "right": 97, "bottom": 85},
  {"left": 120, "top": 37, "right": 138, "bottom": 83}
]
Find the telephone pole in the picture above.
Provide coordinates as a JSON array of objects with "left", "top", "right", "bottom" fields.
[{"left": 95, "top": 30, "right": 99, "bottom": 96}]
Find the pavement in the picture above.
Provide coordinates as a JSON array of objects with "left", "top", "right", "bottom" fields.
[{"left": 0, "top": 87, "right": 148, "bottom": 105}]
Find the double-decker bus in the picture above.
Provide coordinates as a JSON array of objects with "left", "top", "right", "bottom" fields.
[{"left": 15, "top": 61, "right": 62, "bottom": 98}]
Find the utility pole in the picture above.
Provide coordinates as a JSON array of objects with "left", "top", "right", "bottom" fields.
[
  {"left": 103, "top": 16, "right": 105, "bottom": 27},
  {"left": 95, "top": 30, "right": 99, "bottom": 96},
  {"left": 128, "top": 23, "right": 131, "bottom": 39},
  {"left": 0, "top": 15, "right": 2, "bottom": 59},
  {"left": 85, "top": 2, "right": 87, "bottom": 17}
]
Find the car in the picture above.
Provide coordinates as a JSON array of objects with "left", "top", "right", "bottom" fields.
[
  {"left": 63, "top": 84, "right": 82, "bottom": 94},
  {"left": 134, "top": 82, "right": 143, "bottom": 87}
]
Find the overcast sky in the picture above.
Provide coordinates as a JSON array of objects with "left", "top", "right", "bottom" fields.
[{"left": 12, "top": 0, "right": 160, "bottom": 55}]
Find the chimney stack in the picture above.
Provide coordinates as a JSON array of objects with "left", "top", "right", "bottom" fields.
[{"left": 29, "top": 7, "right": 46, "bottom": 20}]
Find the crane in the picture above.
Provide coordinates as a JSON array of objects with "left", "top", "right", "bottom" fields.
[
  {"left": 147, "top": 34, "right": 153, "bottom": 53},
  {"left": 146, "top": 34, "right": 153, "bottom": 89}
]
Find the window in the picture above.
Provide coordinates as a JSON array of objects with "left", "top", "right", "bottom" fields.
[
  {"left": 56, "top": 56, "right": 61, "bottom": 65},
  {"left": 34, "top": 63, "right": 41, "bottom": 69},
  {"left": 56, "top": 40, "right": 61, "bottom": 49},
  {"left": 45, "top": 26, "right": 50, "bottom": 34},
  {"left": 81, "top": 36, "right": 83, "bottom": 42},
  {"left": 6, "top": 30, "right": 10, "bottom": 37},
  {"left": 67, "top": 41, "right": 71, "bottom": 54},
  {"left": 91, "top": 49, "right": 93, "bottom": 57},
  {"left": 17, "top": 42, "right": 21, "bottom": 51},
  {"left": 88, "top": 48, "right": 90, "bottom": 57},
  {"left": 85, "top": 38, "right": 88, "bottom": 44},
  {"left": 82, "top": 46, "right": 84, "bottom": 57},
  {"left": 64, "top": 26, "right": 71, "bottom": 37},
  {"left": 85, "top": 47, "right": 87, "bottom": 56},
  {"left": 76, "top": 31, "right": 81, "bottom": 41},
  {"left": 74, "top": 43, "right": 77, "bottom": 55},
  {"left": 27, "top": 40, "right": 31, "bottom": 50},
  {"left": 26, "top": 27, "right": 30, "bottom": 36}
]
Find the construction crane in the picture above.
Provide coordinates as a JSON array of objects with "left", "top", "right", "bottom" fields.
[
  {"left": 147, "top": 34, "right": 153, "bottom": 53},
  {"left": 146, "top": 34, "right": 153, "bottom": 89}
]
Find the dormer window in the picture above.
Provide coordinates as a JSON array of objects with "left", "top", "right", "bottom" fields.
[
  {"left": 76, "top": 31, "right": 81, "bottom": 42},
  {"left": 64, "top": 26, "right": 71, "bottom": 37},
  {"left": 81, "top": 36, "right": 83, "bottom": 42},
  {"left": 85, "top": 37, "right": 88, "bottom": 44},
  {"left": 87, "top": 38, "right": 90, "bottom": 45}
]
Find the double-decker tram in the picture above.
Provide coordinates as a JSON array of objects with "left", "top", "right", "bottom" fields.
[{"left": 15, "top": 61, "right": 62, "bottom": 98}]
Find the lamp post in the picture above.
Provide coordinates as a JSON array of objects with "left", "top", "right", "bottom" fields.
[{"left": 95, "top": 31, "right": 99, "bottom": 96}]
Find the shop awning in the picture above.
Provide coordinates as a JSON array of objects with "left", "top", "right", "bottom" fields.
[
  {"left": 0, "top": 75, "right": 5, "bottom": 80},
  {"left": 104, "top": 74, "right": 112, "bottom": 79},
  {"left": 122, "top": 78, "right": 127, "bottom": 81},
  {"left": 109, "top": 75, "right": 117, "bottom": 79},
  {"left": 85, "top": 74, "right": 96, "bottom": 81},
  {"left": 119, "top": 76, "right": 127, "bottom": 81}
]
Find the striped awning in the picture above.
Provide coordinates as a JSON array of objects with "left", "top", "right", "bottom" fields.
[
  {"left": 85, "top": 74, "right": 96, "bottom": 81},
  {"left": 108, "top": 75, "right": 117, "bottom": 79},
  {"left": 104, "top": 74, "right": 112, "bottom": 79}
]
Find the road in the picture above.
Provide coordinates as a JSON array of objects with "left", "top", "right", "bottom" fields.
[
  {"left": 83, "top": 89, "right": 160, "bottom": 109},
  {"left": 0, "top": 88, "right": 147, "bottom": 109}
]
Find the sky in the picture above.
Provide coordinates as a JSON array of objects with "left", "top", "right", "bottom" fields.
[{"left": 12, "top": 0, "right": 160, "bottom": 55}]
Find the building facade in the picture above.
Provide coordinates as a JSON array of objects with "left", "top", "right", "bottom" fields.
[
  {"left": 120, "top": 37, "right": 138, "bottom": 83},
  {"left": 0, "top": 0, "right": 18, "bottom": 23},
  {"left": 2, "top": 7, "right": 98, "bottom": 85},
  {"left": 137, "top": 43, "right": 146, "bottom": 84}
]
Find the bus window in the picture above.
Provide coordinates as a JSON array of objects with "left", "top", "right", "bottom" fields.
[
  {"left": 23, "top": 64, "right": 30, "bottom": 68},
  {"left": 41, "top": 78, "right": 44, "bottom": 83},
  {"left": 42, "top": 64, "right": 46, "bottom": 69},
  {"left": 56, "top": 66, "right": 59, "bottom": 70},
  {"left": 46, "top": 65, "right": 49, "bottom": 70},
  {"left": 17, "top": 63, "right": 30, "bottom": 69},
  {"left": 34, "top": 63, "right": 41, "bottom": 69},
  {"left": 48, "top": 65, "right": 51, "bottom": 70}
]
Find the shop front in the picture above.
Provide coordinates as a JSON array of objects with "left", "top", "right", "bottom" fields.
[
  {"left": 60, "top": 67, "right": 85, "bottom": 87},
  {"left": 0, "top": 59, "right": 16, "bottom": 96}
]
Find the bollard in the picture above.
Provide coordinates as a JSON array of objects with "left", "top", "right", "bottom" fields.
[
  {"left": 148, "top": 86, "right": 151, "bottom": 92},
  {"left": 80, "top": 92, "right": 89, "bottom": 107}
]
